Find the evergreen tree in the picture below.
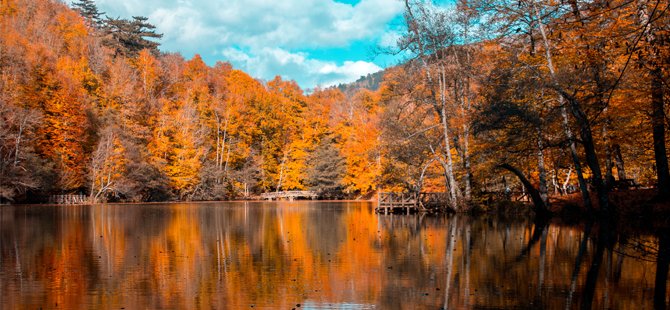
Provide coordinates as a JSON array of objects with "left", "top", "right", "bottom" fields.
[
  {"left": 306, "top": 139, "right": 345, "bottom": 196},
  {"left": 71, "top": 0, "right": 104, "bottom": 28},
  {"left": 104, "top": 16, "right": 162, "bottom": 56}
]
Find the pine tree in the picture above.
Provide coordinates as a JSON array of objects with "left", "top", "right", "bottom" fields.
[
  {"left": 71, "top": 0, "right": 104, "bottom": 28},
  {"left": 103, "top": 16, "right": 162, "bottom": 56},
  {"left": 307, "top": 139, "right": 345, "bottom": 196}
]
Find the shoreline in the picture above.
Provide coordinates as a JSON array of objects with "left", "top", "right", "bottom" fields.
[{"left": 1, "top": 198, "right": 377, "bottom": 207}]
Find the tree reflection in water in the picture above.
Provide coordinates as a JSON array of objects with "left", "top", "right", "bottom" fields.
[
  {"left": 656, "top": 228, "right": 669, "bottom": 310},
  {"left": 0, "top": 202, "right": 667, "bottom": 309}
]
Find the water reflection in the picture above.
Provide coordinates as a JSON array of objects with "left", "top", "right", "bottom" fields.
[{"left": 0, "top": 202, "right": 667, "bottom": 309}]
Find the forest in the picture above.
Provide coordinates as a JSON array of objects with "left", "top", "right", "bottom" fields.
[{"left": 1, "top": 0, "right": 669, "bottom": 214}]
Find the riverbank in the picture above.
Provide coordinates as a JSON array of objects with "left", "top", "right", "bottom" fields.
[
  {"left": 549, "top": 189, "right": 670, "bottom": 231},
  {"left": 467, "top": 188, "right": 670, "bottom": 231}
]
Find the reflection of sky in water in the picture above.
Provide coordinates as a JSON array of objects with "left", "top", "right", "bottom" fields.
[{"left": 0, "top": 202, "right": 665, "bottom": 309}]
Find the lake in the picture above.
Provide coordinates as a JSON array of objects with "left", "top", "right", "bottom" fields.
[{"left": 0, "top": 201, "right": 666, "bottom": 309}]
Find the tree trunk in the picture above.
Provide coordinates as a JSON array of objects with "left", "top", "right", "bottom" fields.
[
  {"left": 536, "top": 127, "right": 548, "bottom": 206},
  {"left": 404, "top": 0, "right": 460, "bottom": 209},
  {"left": 651, "top": 67, "right": 670, "bottom": 197},
  {"left": 223, "top": 139, "right": 231, "bottom": 181},
  {"left": 571, "top": 100, "right": 609, "bottom": 212},
  {"left": 416, "top": 158, "right": 435, "bottom": 194},
  {"left": 613, "top": 144, "right": 627, "bottom": 181},
  {"left": 605, "top": 144, "right": 614, "bottom": 187},
  {"left": 439, "top": 66, "right": 461, "bottom": 209},
  {"left": 602, "top": 112, "right": 615, "bottom": 188},
  {"left": 216, "top": 111, "right": 230, "bottom": 184},
  {"left": 276, "top": 149, "right": 288, "bottom": 192},
  {"left": 458, "top": 127, "right": 473, "bottom": 201},
  {"left": 13, "top": 117, "right": 26, "bottom": 167},
  {"left": 563, "top": 167, "right": 573, "bottom": 195},
  {"left": 562, "top": 104, "right": 592, "bottom": 209},
  {"left": 459, "top": 77, "right": 473, "bottom": 201},
  {"left": 637, "top": 0, "right": 669, "bottom": 198},
  {"left": 497, "top": 163, "right": 550, "bottom": 216},
  {"left": 552, "top": 169, "right": 560, "bottom": 195},
  {"left": 533, "top": 2, "right": 595, "bottom": 211},
  {"left": 215, "top": 112, "right": 222, "bottom": 183}
]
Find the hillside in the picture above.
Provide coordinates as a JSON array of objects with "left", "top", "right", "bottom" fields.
[
  {"left": 0, "top": 0, "right": 382, "bottom": 203},
  {"left": 335, "top": 69, "right": 386, "bottom": 95}
]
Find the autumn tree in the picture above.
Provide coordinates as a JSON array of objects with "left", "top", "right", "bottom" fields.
[
  {"left": 8, "top": 0, "right": 666, "bottom": 209},
  {"left": 89, "top": 126, "right": 126, "bottom": 202},
  {"left": 473, "top": 52, "right": 560, "bottom": 214},
  {"left": 466, "top": 0, "right": 665, "bottom": 213},
  {"left": 634, "top": 0, "right": 670, "bottom": 198},
  {"left": 395, "top": 0, "right": 486, "bottom": 209},
  {"left": 0, "top": 104, "right": 43, "bottom": 202},
  {"left": 378, "top": 66, "right": 441, "bottom": 193},
  {"left": 334, "top": 89, "right": 382, "bottom": 196}
]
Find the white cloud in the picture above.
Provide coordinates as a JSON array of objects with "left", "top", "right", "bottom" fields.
[
  {"left": 149, "top": 7, "right": 218, "bottom": 44},
  {"left": 87, "top": 0, "right": 401, "bottom": 88},
  {"left": 221, "top": 47, "right": 382, "bottom": 89},
  {"left": 94, "top": 0, "right": 403, "bottom": 50}
]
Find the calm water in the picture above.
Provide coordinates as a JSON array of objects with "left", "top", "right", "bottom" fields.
[{"left": 0, "top": 201, "right": 667, "bottom": 309}]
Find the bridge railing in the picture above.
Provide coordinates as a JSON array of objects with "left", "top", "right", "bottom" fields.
[
  {"left": 377, "top": 192, "right": 451, "bottom": 214},
  {"left": 260, "top": 190, "right": 318, "bottom": 200},
  {"left": 378, "top": 192, "right": 418, "bottom": 206},
  {"left": 48, "top": 194, "right": 89, "bottom": 205}
]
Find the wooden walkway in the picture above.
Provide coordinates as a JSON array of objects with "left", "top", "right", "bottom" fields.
[
  {"left": 376, "top": 192, "right": 450, "bottom": 214},
  {"left": 260, "top": 190, "right": 318, "bottom": 201}
]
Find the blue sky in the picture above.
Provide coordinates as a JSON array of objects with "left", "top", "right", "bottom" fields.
[{"left": 85, "top": 0, "right": 407, "bottom": 89}]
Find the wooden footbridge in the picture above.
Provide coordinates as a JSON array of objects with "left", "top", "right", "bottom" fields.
[
  {"left": 48, "top": 194, "right": 88, "bottom": 205},
  {"left": 260, "top": 190, "right": 318, "bottom": 201},
  {"left": 376, "top": 192, "right": 450, "bottom": 214}
]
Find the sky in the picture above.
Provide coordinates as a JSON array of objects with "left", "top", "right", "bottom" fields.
[{"left": 85, "top": 0, "right": 407, "bottom": 89}]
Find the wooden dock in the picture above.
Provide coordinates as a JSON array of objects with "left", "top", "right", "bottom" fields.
[
  {"left": 260, "top": 190, "right": 318, "bottom": 201},
  {"left": 376, "top": 192, "right": 450, "bottom": 214}
]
